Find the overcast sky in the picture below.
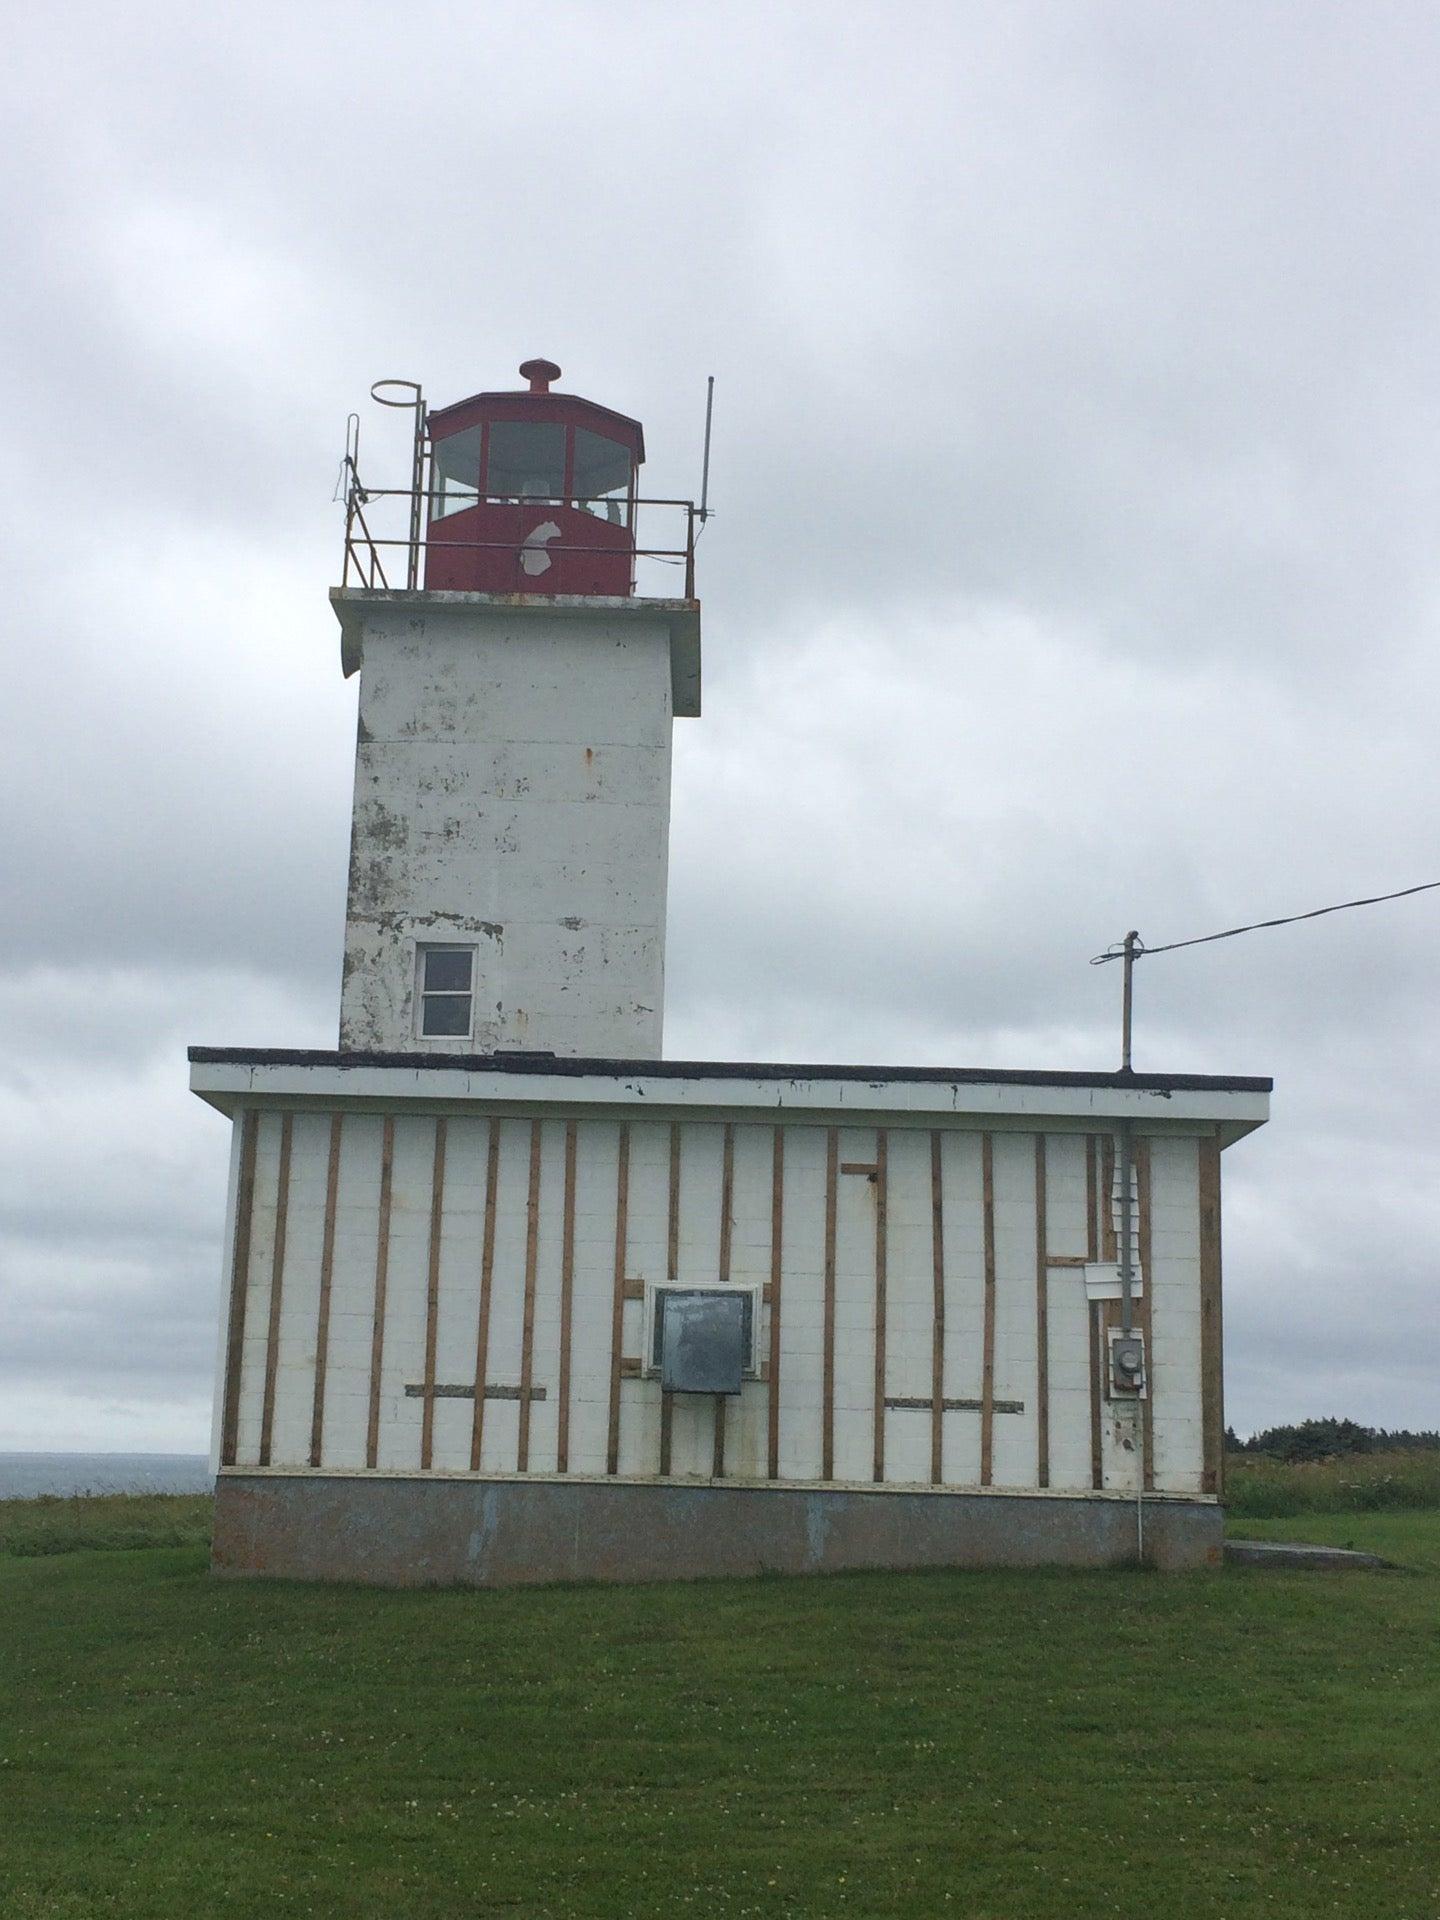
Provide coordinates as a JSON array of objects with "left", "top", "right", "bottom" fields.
[{"left": 2, "top": 1, "right": 1437, "bottom": 1453}]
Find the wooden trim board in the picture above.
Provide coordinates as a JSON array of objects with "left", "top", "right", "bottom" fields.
[
  {"left": 469, "top": 1119, "right": 501, "bottom": 1472},
  {"left": 419, "top": 1117, "right": 448, "bottom": 1470},
  {"left": 308, "top": 1113, "right": 343, "bottom": 1469},
  {"left": 365, "top": 1117, "right": 395, "bottom": 1471},
  {"left": 515, "top": 1120, "right": 543, "bottom": 1472},
  {"left": 220, "top": 1112, "right": 260, "bottom": 1468}
]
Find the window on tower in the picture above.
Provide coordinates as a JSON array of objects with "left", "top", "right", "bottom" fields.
[
  {"left": 430, "top": 428, "right": 481, "bottom": 520},
  {"left": 486, "top": 421, "right": 566, "bottom": 502},
  {"left": 417, "top": 945, "right": 475, "bottom": 1038},
  {"left": 573, "top": 428, "right": 631, "bottom": 524}
]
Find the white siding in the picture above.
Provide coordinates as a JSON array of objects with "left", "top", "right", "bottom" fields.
[{"left": 219, "top": 1103, "right": 1221, "bottom": 1500}]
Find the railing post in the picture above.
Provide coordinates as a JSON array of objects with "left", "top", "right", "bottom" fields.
[
  {"left": 684, "top": 503, "right": 695, "bottom": 600},
  {"left": 407, "top": 392, "right": 426, "bottom": 590}
]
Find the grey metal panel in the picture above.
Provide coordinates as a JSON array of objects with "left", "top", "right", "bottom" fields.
[{"left": 658, "top": 1289, "right": 748, "bottom": 1395}]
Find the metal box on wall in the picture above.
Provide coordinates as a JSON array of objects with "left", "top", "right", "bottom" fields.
[{"left": 654, "top": 1288, "right": 751, "bottom": 1395}]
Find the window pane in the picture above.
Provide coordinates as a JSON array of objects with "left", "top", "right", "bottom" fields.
[
  {"left": 423, "top": 948, "right": 473, "bottom": 992},
  {"left": 486, "top": 421, "right": 565, "bottom": 501},
  {"left": 431, "top": 427, "right": 481, "bottom": 520},
  {"left": 421, "top": 994, "right": 471, "bottom": 1037},
  {"left": 573, "top": 428, "right": 631, "bottom": 524}
]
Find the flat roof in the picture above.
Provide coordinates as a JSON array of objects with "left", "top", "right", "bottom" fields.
[
  {"left": 188, "top": 1048, "right": 1271, "bottom": 1144},
  {"left": 188, "top": 1046, "right": 1270, "bottom": 1094}
]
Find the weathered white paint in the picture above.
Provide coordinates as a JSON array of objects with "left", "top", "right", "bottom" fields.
[
  {"left": 332, "top": 592, "right": 701, "bottom": 1059},
  {"left": 207, "top": 1074, "right": 1258, "bottom": 1501}
]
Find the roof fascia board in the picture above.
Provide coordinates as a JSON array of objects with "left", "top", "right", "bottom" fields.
[{"left": 189, "top": 1058, "right": 1268, "bottom": 1142}]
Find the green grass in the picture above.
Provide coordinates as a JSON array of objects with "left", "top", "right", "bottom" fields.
[
  {"left": 2, "top": 1500, "right": 1439, "bottom": 1916},
  {"left": 1233, "top": 1509, "right": 1440, "bottom": 1573},
  {"left": 1226, "top": 1447, "right": 1440, "bottom": 1519},
  {"left": 0, "top": 1492, "right": 214, "bottom": 1558}
]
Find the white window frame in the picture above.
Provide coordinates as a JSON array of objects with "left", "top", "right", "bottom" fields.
[
  {"left": 642, "top": 1280, "right": 763, "bottom": 1382},
  {"left": 415, "top": 943, "right": 477, "bottom": 1040}
]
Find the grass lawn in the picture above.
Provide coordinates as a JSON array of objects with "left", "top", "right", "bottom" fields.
[
  {"left": 1233, "top": 1508, "right": 1440, "bottom": 1574},
  {"left": 1, "top": 1503, "right": 1437, "bottom": 1918}
]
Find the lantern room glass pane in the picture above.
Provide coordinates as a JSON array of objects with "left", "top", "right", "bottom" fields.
[
  {"left": 430, "top": 427, "right": 481, "bottom": 520},
  {"left": 486, "top": 421, "right": 565, "bottom": 502},
  {"left": 573, "top": 428, "right": 631, "bottom": 524}
]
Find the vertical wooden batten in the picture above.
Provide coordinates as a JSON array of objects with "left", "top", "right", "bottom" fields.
[
  {"left": 766, "top": 1127, "right": 784, "bottom": 1480},
  {"left": 419, "top": 1117, "right": 448, "bottom": 1470},
  {"left": 1034, "top": 1132, "right": 1049, "bottom": 1489},
  {"left": 872, "top": 1130, "right": 889, "bottom": 1483},
  {"left": 515, "top": 1119, "right": 543, "bottom": 1472},
  {"left": 605, "top": 1123, "right": 631, "bottom": 1476},
  {"left": 555, "top": 1120, "right": 578, "bottom": 1474},
  {"left": 308, "top": 1112, "right": 343, "bottom": 1469},
  {"left": 822, "top": 1126, "right": 839, "bottom": 1480},
  {"left": 220, "top": 1111, "right": 260, "bottom": 1468},
  {"left": 980, "top": 1133, "right": 997, "bottom": 1487},
  {"left": 1198, "top": 1132, "right": 1224, "bottom": 1497},
  {"left": 929, "top": 1130, "right": 946, "bottom": 1485},
  {"left": 365, "top": 1116, "right": 395, "bottom": 1471},
  {"left": 257, "top": 1112, "right": 293, "bottom": 1469},
  {"left": 1085, "top": 1134, "right": 1099, "bottom": 1262},
  {"left": 469, "top": 1119, "right": 501, "bottom": 1472}
]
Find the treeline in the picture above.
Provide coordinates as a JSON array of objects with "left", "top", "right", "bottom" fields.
[{"left": 1226, "top": 1418, "right": 1440, "bottom": 1463}]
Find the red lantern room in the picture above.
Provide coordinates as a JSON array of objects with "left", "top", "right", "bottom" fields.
[{"left": 424, "top": 358, "right": 644, "bottom": 596}]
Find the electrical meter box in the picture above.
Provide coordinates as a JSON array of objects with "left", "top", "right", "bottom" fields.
[
  {"left": 653, "top": 1288, "right": 751, "bottom": 1395},
  {"left": 1107, "top": 1328, "right": 1148, "bottom": 1399}
]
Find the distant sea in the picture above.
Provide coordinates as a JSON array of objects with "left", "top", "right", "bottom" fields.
[{"left": 0, "top": 1453, "right": 212, "bottom": 1500}]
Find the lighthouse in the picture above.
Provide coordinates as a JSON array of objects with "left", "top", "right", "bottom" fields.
[
  {"left": 333, "top": 359, "right": 700, "bottom": 1059},
  {"left": 191, "top": 357, "right": 1270, "bottom": 1590}
]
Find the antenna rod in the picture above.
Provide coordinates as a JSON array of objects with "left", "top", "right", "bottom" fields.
[{"left": 699, "top": 375, "right": 715, "bottom": 522}]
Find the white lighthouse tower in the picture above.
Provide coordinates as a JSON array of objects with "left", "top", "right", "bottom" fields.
[{"left": 332, "top": 359, "right": 700, "bottom": 1058}]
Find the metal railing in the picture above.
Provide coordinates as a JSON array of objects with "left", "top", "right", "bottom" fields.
[{"left": 340, "top": 485, "right": 701, "bottom": 598}]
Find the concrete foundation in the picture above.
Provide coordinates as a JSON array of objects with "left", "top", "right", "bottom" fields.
[{"left": 212, "top": 1473, "right": 1223, "bottom": 1586}]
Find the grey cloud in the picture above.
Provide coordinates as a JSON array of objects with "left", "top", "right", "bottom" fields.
[{"left": 1, "top": 1, "right": 1437, "bottom": 1446}]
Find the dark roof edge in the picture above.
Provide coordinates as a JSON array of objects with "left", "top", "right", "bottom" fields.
[{"left": 187, "top": 1046, "right": 1272, "bottom": 1095}]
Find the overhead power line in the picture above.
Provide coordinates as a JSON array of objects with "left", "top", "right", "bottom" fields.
[{"left": 1091, "top": 878, "right": 1440, "bottom": 967}]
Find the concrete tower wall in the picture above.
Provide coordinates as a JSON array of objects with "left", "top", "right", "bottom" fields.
[{"left": 337, "top": 597, "right": 686, "bottom": 1057}]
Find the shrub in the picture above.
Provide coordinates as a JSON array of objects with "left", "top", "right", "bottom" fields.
[{"left": 1228, "top": 1419, "right": 1440, "bottom": 1462}]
